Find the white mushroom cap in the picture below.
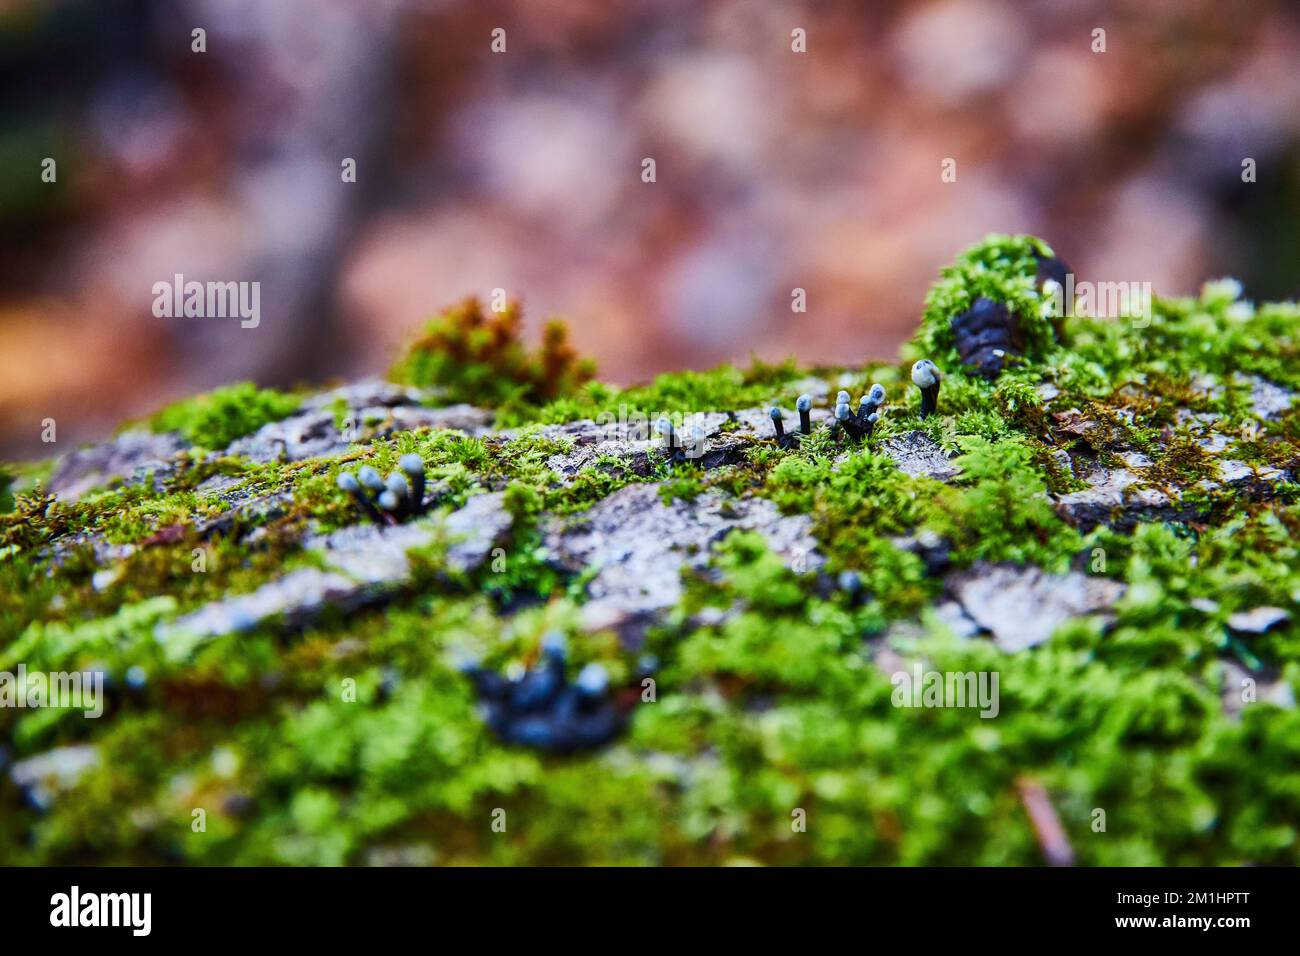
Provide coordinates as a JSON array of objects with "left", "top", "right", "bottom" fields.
[
  {"left": 911, "top": 360, "right": 940, "bottom": 388},
  {"left": 576, "top": 662, "right": 609, "bottom": 696},
  {"left": 795, "top": 394, "right": 813, "bottom": 412}
]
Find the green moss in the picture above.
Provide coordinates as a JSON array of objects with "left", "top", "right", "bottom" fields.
[
  {"left": 514, "top": 359, "right": 802, "bottom": 429},
  {"left": 927, "top": 436, "right": 1084, "bottom": 571},
  {"left": 910, "top": 233, "right": 1058, "bottom": 373},
  {"left": 148, "top": 382, "right": 301, "bottom": 449},
  {"left": 3, "top": 234, "right": 1300, "bottom": 866}
]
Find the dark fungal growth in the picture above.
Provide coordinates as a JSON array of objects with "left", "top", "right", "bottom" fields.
[
  {"left": 1035, "top": 251, "right": 1072, "bottom": 340},
  {"left": 948, "top": 250, "right": 1070, "bottom": 379},
  {"left": 460, "top": 634, "right": 627, "bottom": 754},
  {"left": 336, "top": 453, "right": 430, "bottom": 524},
  {"left": 796, "top": 393, "right": 813, "bottom": 437},
  {"left": 771, "top": 385, "right": 885, "bottom": 445},
  {"left": 769, "top": 405, "right": 787, "bottom": 445},
  {"left": 656, "top": 416, "right": 706, "bottom": 464},
  {"left": 949, "top": 296, "right": 1022, "bottom": 378},
  {"left": 835, "top": 383, "right": 885, "bottom": 441},
  {"left": 769, "top": 393, "right": 815, "bottom": 448},
  {"left": 1034, "top": 251, "right": 1070, "bottom": 292}
]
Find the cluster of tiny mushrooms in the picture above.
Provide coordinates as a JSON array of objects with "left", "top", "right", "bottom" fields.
[
  {"left": 336, "top": 453, "right": 428, "bottom": 525},
  {"left": 459, "top": 632, "right": 631, "bottom": 754},
  {"left": 654, "top": 360, "right": 943, "bottom": 460},
  {"left": 335, "top": 362, "right": 945, "bottom": 524},
  {"left": 764, "top": 360, "right": 941, "bottom": 449}
]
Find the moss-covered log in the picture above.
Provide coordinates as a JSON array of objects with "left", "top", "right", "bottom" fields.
[{"left": 2, "top": 235, "right": 1298, "bottom": 865}]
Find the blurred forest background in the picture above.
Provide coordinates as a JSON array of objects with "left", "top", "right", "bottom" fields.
[{"left": 1, "top": 0, "right": 1298, "bottom": 459}]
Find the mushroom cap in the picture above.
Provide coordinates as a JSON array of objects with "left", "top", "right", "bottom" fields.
[
  {"left": 655, "top": 416, "right": 674, "bottom": 435},
  {"left": 399, "top": 453, "right": 424, "bottom": 477},
  {"left": 769, "top": 406, "right": 783, "bottom": 420},
  {"left": 911, "top": 359, "right": 940, "bottom": 388},
  {"left": 868, "top": 383, "right": 886, "bottom": 403},
  {"left": 835, "top": 402, "right": 851, "bottom": 420},
  {"left": 378, "top": 490, "right": 401, "bottom": 511},
  {"left": 385, "top": 472, "right": 409, "bottom": 496},
  {"left": 357, "top": 465, "right": 385, "bottom": 490},
  {"left": 796, "top": 394, "right": 813, "bottom": 412},
  {"left": 576, "top": 662, "right": 609, "bottom": 696},
  {"left": 336, "top": 472, "right": 360, "bottom": 492}
]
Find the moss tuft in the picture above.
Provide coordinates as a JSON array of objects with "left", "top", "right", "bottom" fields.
[
  {"left": 148, "top": 382, "right": 301, "bottom": 449},
  {"left": 389, "top": 298, "right": 596, "bottom": 410},
  {"left": 910, "top": 233, "right": 1059, "bottom": 375}
]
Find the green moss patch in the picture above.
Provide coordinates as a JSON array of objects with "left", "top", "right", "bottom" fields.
[
  {"left": 2, "top": 234, "right": 1298, "bottom": 865},
  {"left": 147, "top": 382, "right": 301, "bottom": 450}
]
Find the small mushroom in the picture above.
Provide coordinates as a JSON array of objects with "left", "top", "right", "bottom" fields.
[
  {"left": 337, "top": 471, "right": 384, "bottom": 525},
  {"left": 911, "top": 360, "right": 942, "bottom": 418},
  {"left": 796, "top": 394, "right": 813, "bottom": 436},
  {"left": 862, "top": 383, "right": 886, "bottom": 416},
  {"left": 687, "top": 424, "right": 706, "bottom": 460},
  {"left": 385, "top": 472, "right": 410, "bottom": 514},
  {"left": 399, "top": 453, "right": 426, "bottom": 509},
  {"left": 656, "top": 416, "right": 676, "bottom": 451},
  {"left": 769, "top": 406, "right": 786, "bottom": 444}
]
